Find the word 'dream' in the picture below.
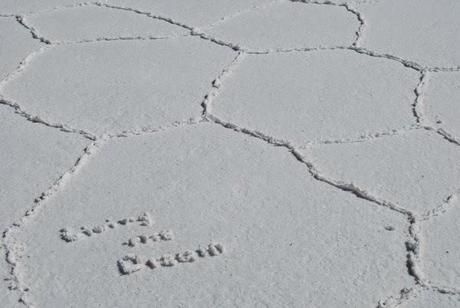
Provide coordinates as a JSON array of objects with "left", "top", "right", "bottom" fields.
[{"left": 117, "top": 243, "right": 224, "bottom": 275}]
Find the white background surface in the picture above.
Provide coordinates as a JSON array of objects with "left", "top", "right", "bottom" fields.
[{"left": 1, "top": 0, "right": 460, "bottom": 307}]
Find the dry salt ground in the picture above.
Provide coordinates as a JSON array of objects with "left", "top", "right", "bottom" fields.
[{"left": 1, "top": 0, "right": 460, "bottom": 307}]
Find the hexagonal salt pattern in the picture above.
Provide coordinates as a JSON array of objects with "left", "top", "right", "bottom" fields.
[
  {"left": 2, "top": 37, "right": 236, "bottom": 136},
  {"left": 13, "top": 124, "right": 411, "bottom": 307},
  {"left": 423, "top": 72, "right": 460, "bottom": 144},
  {"left": 204, "top": 1, "right": 359, "bottom": 52},
  {"left": 359, "top": 0, "right": 460, "bottom": 69},
  {"left": 0, "top": 18, "right": 40, "bottom": 81},
  {"left": 23, "top": 5, "right": 186, "bottom": 43},
  {"left": 303, "top": 130, "right": 460, "bottom": 214},
  {"left": 2, "top": 0, "right": 460, "bottom": 306},
  {"left": 210, "top": 50, "right": 419, "bottom": 145}
]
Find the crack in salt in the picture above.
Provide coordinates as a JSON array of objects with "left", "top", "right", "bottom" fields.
[
  {"left": 0, "top": 120, "right": 207, "bottom": 305},
  {"left": 203, "top": 0, "right": 285, "bottom": 29},
  {"left": 376, "top": 287, "right": 414, "bottom": 308},
  {"left": 2, "top": 139, "right": 105, "bottom": 307},
  {"left": 421, "top": 189, "right": 460, "bottom": 221},
  {"left": 49, "top": 35, "right": 180, "bottom": 45},
  {"left": 201, "top": 51, "right": 246, "bottom": 116},
  {"left": 299, "top": 125, "right": 422, "bottom": 147},
  {"left": 0, "top": 98, "right": 96, "bottom": 141},
  {"left": 95, "top": 2, "right": 241, "bottom": 52},
  {"left": 412, "top": 70, "right": 430, "bottom": 125},
  {"left": 15, "top": 15, "right": 51, "bottom": 45},
  {"left": 0, "top": 46, "right": 97, "bottom": 141},
  {"left": 2, "top": 0, "right": 460, "bottom": 304},
  {"left": 290, "top": 0, "right": 366, "bottom": 48},
  {"left": 107, "top": 117, "right": 204, "bottom": 139}
]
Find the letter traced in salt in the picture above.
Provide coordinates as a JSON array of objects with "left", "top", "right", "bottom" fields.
[
  {"left": 146, "top": 258, "right": 159, "bottom": 269},
  {"left": 159, "top": 230, "right": 174, "bottom": 241},
  {"left": 159, "top": 255, "right": 176, "bottom": 267},
  {"left": 118, "top": 218, "right": 128, "bottom": 225},
  {"left": 117, "top": 254, "right": 144, "bottom": 275},
  {"left": 137, "top": 212, "right": 153, "bottom": 226},
  {"left": 92, "top": 225, "right": 105, "bottom": 233},
  {"left": 176, "top": 250, "right": 196, "bottom": 263}
]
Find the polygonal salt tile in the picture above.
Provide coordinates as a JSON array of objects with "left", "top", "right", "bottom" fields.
[
  {"left": 15, "top": 123, "right": 411, "bottom": 307},
  {"left": 0, "top": 106, "right": 88, "bottom": 230},
  {"left": 107, "top": 0, "right": 274, "bottom": 28},
  {"left": 25, "top": 5, "right": 186, "bottom": 43},
  {"left": 204, "top": 1, "right": 359, "bottom": 52},
  {"left": 399, "top": 288, "right": 460, "bottom": 308},
  {"left": 423, "top": 72, "right": 460, "bottom": 143},
  {"left": 0, "top": 0, "right": 96, "bottom": 15},
  {"left": 211, "top": 50, "right": 419, "bottom": 145},
  {"left": 0, "top": 18, "right": 40, "bottom": 81},
  {"left": 2, "top": 36, "right": 236, "bottom": 135},
  {"left": 421, "top": 196, "right": 460, "bottom": 287},
  {"left": 303, "top": 130, "right": 460, "bottom": 214},
  {"left": 359, "top": 0, "right": 460, "bottom": 68}
]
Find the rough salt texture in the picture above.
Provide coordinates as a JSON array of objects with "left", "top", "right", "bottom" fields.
[
  {"left": 423, "top": 72, "right": 460, "bottom": 143},
  {"left": 2, "top": 37, "right": 235, "bottom": 135},
  {"left": 0, "top": 18, "right": 40, "bottom": 81},
  {"left": 0, "top": 0, "right": 100, "bottom": 15},
  {"left": 359, "top": 0, "right": 460, "bottom": 68},
  {"left": 204, "top": 1, "right": 358, "bottom": 52},
  {"left": 24, "top": 5, "right": 186, "bottom": 43},
  {"left": 303, "top": 130, "right": 460, "bottom": 214},
  {"left": 211, "top": 50, "right": 418, "bottom": 145},
  {"left": 0, "top": 249, "right": 22, "bottom": 308},
  {"left": 107, "top": 0, "right": 275, "bottom": 28},
  {"left": 15, "top": 124, "right": 410, "bottom": 307},
  {"left": 0, "top": 106, "right": 86, "bottom": 305},
  {"left": 0, "top": 107, "right": 87, "bottom": 230},
  {"left": 421, "top": 196, "right": 460, "bottom": 287},
  {"left": 400, "top": 289, "right": 460, "bottom": 308},
  {"left": 1, "top": 0, "right": 460, "bottom": 306}
]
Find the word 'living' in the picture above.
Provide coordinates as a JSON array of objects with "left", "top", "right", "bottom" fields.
[
  {"left": 59, "top": 212, "right": 152, "bottom": 242},
  {"left": 117, "top": 243, "right": 224, "bottom": 275}
]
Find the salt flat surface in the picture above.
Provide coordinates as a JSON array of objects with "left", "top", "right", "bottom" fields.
[
  {"left": 0, "top": 250, "right": 22, "bottom": 308},
  {"left": 2, "top": 37, "right": 235, "bottom": 135},
  {"left": 204, "top": 1, "right": 358, "bottom": 52},
  {"left": 13, "top": 124, "right": 410, "bottom": 307},
  {"left": 0, "top": 0, "right": 101, "bottom": 15},
  {"left": 398, "top": 288, "right": 460, "bottom": 308},
  {"left": 421, "top": 195, "right": 460, "bottom": 287},
  {"left": 211, "top": 50, "right": 418, "bottom": 145},
  {"left": 24, "top": 5, "right": 186, "bottom": 43},
  {"left": 0, "top": 107, "right": 87, "bottom": 305},
  {"left": 358, "top": 0, "right": 460, "bottom": 69},
  {"left": 423, "top": 72, "right": 460, "bottom": 144},
  {"left": 1, "top": 0, "right": 460, "bottom": 307},
  {"left": 303, "top": 130, "right": 460, "bottom": 214},
  {"left": 0, "top": 19, "right": 40, "bottom": 80},
  {"left": 107, "top": 0, "right": 275, "bottom": 28}
]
